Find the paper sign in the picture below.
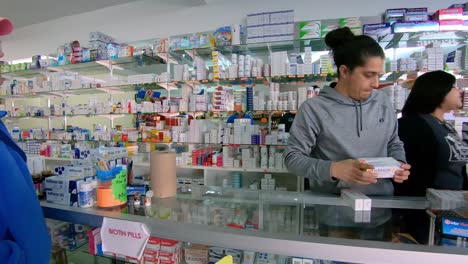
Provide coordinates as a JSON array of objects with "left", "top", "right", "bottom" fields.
[
  {"left": 111, "top": 169, "right": 127, "bottom": 202},
  {"left": 101, "top": 217, "right": 150, "bottom": 259}
]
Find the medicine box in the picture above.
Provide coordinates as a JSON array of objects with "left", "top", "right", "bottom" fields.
[{"left": 359, "top": 157, "right": 400, "bottom": 178}]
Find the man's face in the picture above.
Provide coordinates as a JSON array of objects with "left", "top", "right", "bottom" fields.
[{"left": 340, "top": 56, "right": 384, "bottom": 101}]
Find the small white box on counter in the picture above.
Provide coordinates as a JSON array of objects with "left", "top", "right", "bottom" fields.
[
  {"left": 359, "top": 157, "right": 401, "bottom": 178},
  {"left": 341, "top": 189, "right": 371, "bottom": 211}
]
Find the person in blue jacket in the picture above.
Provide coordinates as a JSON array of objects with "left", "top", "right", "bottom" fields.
[
  {"left": 0, "top": 17, "right": 51, "bottom": 263},
  {"left": 226, "top": 111, "right": 254, "bottom": 125}
]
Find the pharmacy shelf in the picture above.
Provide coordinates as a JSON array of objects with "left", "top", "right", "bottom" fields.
[
  {"left": 6, "top": 113, "right": 134, "bottom": 119},
  {"left": 29, "top": 156, "right": 76, "bottom": 162},
  {"left": 179, "top": 165, "right": 289, "bottom": 173},
  {"left": 3, "top": 110, "right": 282, "bottom": 120},
  {"left": 166, "top": 74, "right": 336, "bottom": 88},
  {"left": 171, "top": 142, "right": 287, "bottom": 147},
  {"left": 0, "top": 85, "right": 141, "bottom": 98},
  {"left": 15, "top": 138, "right": 289, "bottom": 146},
  {"left": 3, "top": 54, "right": 165, "bottom": 79},
  {"left": 133, "top": 162, "right": 289, "bottom": 173},
  {"left": 16, "top": 139, "right": 141, "bottom": 144}
]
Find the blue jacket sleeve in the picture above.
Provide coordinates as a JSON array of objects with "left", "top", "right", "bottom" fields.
[
  {"left": 226, "top": 113, "right": 238, "bottom": 123},
  {"left": 0, "top": 142, "right": 51, "bottom": 264}
]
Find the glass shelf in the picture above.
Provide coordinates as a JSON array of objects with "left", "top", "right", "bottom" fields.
[
  {"left": 0, "top": 85, "right": 139, "bottom": 98},
  {"left": 166, "top": 74, "right": 336, "bottom": 87},
  {"left": 3, "top": 54, "right": 166, "bottom": 78},
  {"left": 166, "top": 32, "right": 468, "bottom": 63},
  {"left": 15, "top": 138, "right": 141, "bottom": 144},
  {"left": 171, "top": 142, "right": 287, "bottom": 147},
  {"left": 16, "top": 138, "right": 288, "bottom": 148},
  {"left": 129, "top": 163, "right": 290, "bottom": 173},
  {"left": 4, "top": 110, "right": 297, "bottom": 121},
  {"left": 6, "top": 113, "right": 136, "bottom": 119},
  {"left": 1, "top": 67, "right": 464, "bottom": 99},
  {"left": 4, "top": 32, "right": 465, "bottom": 83}
]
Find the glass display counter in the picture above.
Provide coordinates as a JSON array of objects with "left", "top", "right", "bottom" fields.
[{"left": 42, "top": 187, "right": 468, "bottom": 263}]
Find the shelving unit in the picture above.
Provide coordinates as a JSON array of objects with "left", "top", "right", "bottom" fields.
[{"left": 3, "top": 26, "right": 468, "bottom": 192}]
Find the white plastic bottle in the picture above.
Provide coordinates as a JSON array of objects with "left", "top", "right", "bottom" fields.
[{"left": 79, "top": 182, "right": 94, "bottom": 208}]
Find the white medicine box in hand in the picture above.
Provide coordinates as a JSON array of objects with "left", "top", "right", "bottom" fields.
[{"left": 359, "top": 157, "right": 400, "bottom": 178}]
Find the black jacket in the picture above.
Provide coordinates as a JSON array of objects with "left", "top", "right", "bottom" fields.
[{"left": 395, "top": 113, "right": 468, "bottom": 196}]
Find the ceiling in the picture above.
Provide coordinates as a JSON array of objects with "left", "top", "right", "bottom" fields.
[{"left": 0, "top": 0, "right": 207, "bottom": 28}]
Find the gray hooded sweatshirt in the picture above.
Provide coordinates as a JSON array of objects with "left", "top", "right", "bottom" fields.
[{"left": 284, "top": 83, "right": 406, "bottom": 195}]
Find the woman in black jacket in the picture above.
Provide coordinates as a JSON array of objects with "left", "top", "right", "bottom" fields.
[{"left": 395, "top": 70, "right": 468, "bottom": 243}]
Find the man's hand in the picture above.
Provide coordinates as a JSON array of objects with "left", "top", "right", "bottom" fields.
[
  {"left": 330, "top": 159, "right": 377, "bottom": 185},
  {"left": 393, "top": 163, "right": 410, "bottom": 183}
]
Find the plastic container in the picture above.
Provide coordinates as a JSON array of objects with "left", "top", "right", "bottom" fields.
[
  {"left": 78, "top": 182, "right": 94, "bottom": 208},
  {"left": 96, "top": 166, "right": 127, "bottom": 208}
]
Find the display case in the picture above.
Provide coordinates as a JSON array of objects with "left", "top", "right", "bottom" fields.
[{"left": 41, "top": 188, "right": 468, "bottom": 264}]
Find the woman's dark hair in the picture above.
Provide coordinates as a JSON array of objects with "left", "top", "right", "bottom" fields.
[
  {"left": 325, "top": 27, "right": 385, "bottom": 77},
  {"left": 401, "top": 70, "right": 457, "bottom": 116}
]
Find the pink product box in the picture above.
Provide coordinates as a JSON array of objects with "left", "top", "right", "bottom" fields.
[
  {"left": 439, "top": 20, "right": 464, "bottom": 31},
  {"left": 433, "top": 8, "right": 463, "bottom": 21}
]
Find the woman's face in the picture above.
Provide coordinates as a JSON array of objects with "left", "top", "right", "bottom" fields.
[{"left": 440, "top": 85, "right": 463, "bottom": 112}]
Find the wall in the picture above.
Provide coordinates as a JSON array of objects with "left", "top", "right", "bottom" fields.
[{"left": 1, "top": 0, "right": 464, "bottom": 60}]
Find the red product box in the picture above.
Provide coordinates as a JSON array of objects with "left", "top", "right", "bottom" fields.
[
  {"left": 433, "top": 8, "right": 463, "bottom": 21},
  {"left": 144, "top": 256, "right": 159, "bottom": 264},
  {"left": 125, "top": 256, "right": 144, "bottom": 264},
  {"left": 160, "top": 238, "right": 179, "bottom": 252},
  {"left": 439, "top": 19, "right": 464, "bottom": 31},
  {"left": 159, "top": 250, "right": 177, "bottom": 261},
  {"left": 159, "top": 260, "right": 178, "bottom": 264},
  {"left": 144, "top": 249, "right": 159, "bottom": 257}
]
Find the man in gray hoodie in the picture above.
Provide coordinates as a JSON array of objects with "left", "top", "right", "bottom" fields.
[{"left": 284, "top": 27, "right": 410, "bottom": 196}]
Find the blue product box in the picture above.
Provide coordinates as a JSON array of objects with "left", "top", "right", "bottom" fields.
[
  {"left": 363, "top": 23, "right": 391, "bottom": 36},
  {"left": 406, "top": 8, "right": 428, "bottom": 15},
  {"left": 392, "top": 21, "right": 439, "bottom": 33},
  {"left": 386, "top": 8, "right": 406, "bottom": 18},
  {"left": 442, "top": 217, "right": 468, "bottom": 238}
]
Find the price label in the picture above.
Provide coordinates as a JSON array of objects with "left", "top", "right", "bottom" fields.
[{"left": 111, "top": 170, "right": 127, "bottom": 203}]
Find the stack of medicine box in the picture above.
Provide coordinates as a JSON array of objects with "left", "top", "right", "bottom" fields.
[
  {"left": 434, "top": 6, "right": 464, "bottom": 31},
  {"left": 89, "top": 32, "right": 114, "bottom": 60},
  {"left": 143, "top": 237, "right": 181, "bottom": 264},
  {"left": 423, "top": 43, "right": 444, "bottom": 71},
  {"left": 44, "top": 161, "right": 95, "bottom": 206},
  {"left": 212, "top": 86, "right": 229, "bottom": 112},
  {"left": 270, "top": 51, "right": 288, "bottom": 76},
  {"left": 261, "top": 174, "right": 275, "bottom": 190},
  {"left": 246, "top": 10, "right": 294, "bottom": 44}
]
